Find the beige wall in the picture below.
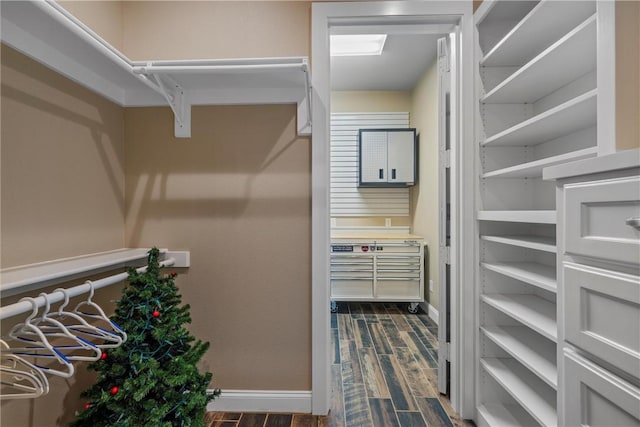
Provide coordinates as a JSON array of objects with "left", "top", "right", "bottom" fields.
[
  {"left": 1, "top": 45, "right": 126, "bottom": 426},
  {"left": 58, "top": 0, "right": 124, "bottom": 52},
  {"left": 122, "top": 1, "right": 310, "bottom": 60},
  {"left": 1, "top": 45, "right": 125, "bottom": 267},
  {"left": 124, "top": 105, "right": 311, "bottom": 390},
  {"left": 331, "top": 90, "right": 413, "bottom": 114},
  {"left": 410, "top": 61, "right": 440, "bottom": 310},
  {"left": 615, "top": 0, "right": 640, "bottom": 151},
  {"left": 119, "top": 0, "right": 313, "bottom": 392},
  {"left": 56, "top": 0, "right": 315, "bottom": 393}
]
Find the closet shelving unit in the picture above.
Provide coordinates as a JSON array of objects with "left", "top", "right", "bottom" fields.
[
  {"left": 0, "top": 248, "right": 188, "bottom": 320},
  {"left": 0, "top": 248, "right": 188, "bottom": 298},
  {"left": 0, "top": 0, "right": 311, "bottom": 138},
  {"left": 474, "top": 1, "right": 601, "bottom": 425}
]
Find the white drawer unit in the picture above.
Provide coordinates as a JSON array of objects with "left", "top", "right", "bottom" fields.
[
  {"left": 564, "top": 176, "right": 640, "bottom": 265},
  {"left": 330, "top": 254, "right": 374, "bottom": 299},
  {"left": 330, "top": 237, "right": 424, "bottom": 312},
  {"left": 564, "top": 351, "right": 640, "bottom": 427},
  {"left": 546, "top": 150, "right": 640, "bottom": 427},
  {"left": 564, "top": 262, "right": 640, "bottom": 380}
]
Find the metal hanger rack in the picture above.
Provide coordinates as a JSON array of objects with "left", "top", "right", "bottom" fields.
[{"left": 0, "top": 255, "right": 176, "bottom": 321}]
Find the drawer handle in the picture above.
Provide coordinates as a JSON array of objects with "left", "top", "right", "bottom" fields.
[{"left": 625, "top": 217, "right": 640, "bottom": 229}]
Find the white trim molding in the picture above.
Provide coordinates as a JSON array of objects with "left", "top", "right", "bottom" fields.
[
  {"left": 206, "top": 390, "right": 312, "bottom": 413},
  {"left": 419, "top": 301, "right": 440, "bottom": 325},
  {"left": 312, "top": 1, "right": 475, "bottom": 419}
]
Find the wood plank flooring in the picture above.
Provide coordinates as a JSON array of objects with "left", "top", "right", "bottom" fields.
[
  {"left": 205, "top": 303, "right": 469, "bottom": 427},
  {"left": 326, "top": 302, "right": 466, "bottom": 427}
]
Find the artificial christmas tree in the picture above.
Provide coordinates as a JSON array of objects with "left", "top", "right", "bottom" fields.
[{"left": 71, "top": 248, "right": 219, "bottom": 427}]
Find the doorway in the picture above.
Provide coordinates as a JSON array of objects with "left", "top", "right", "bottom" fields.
[{"left": 311, "top": 0, "right": 476, "bottom": 420}]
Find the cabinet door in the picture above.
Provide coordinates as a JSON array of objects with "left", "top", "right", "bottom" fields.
[
  {"left": 564, "top": 262, "right": 640, "bottom": 380},
  {"left": 387, "top": 131, "right": 415, "bottom": 184},
  {"left": 564, "top": 351, "right": 640, "bottom": 427},
  {"left": 360, "top": 131, "right": 388, "bottom": 184}
]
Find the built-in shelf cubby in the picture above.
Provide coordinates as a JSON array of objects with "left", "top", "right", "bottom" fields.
[{"left": 475, "top": 1, "right": 603, "bottom": 425}]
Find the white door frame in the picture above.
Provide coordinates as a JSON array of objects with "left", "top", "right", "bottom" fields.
[{"left": 311, "top": 1, "right": 476, "bottom": 419}]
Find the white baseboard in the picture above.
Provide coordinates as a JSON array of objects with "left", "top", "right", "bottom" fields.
[
  {"left": 206, "top": 389, "right": 312, "bottom": 413},
  {"left": 419, "top": 302, "right": 439, "bottom": 325}
]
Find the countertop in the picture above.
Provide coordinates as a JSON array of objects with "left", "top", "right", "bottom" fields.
[
  {"left": 331, "top": 233, "right": 423, "bottom": 240},
  {"left": 543, "top": 148, "right": 640, "bottom": 180}
]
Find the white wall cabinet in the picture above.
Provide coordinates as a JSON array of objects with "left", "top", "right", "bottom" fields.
[
  {"left": 359, "top": 129, "right": 417, "bottom": 187},
  {"left": 474, "top": 1, "right": 616, "bottom": 425}
]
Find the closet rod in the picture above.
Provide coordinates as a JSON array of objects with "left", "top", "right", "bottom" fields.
[
  {"left": 132, "top": 63, "right": 307, "bottom": 75},
  {"left": 0, "top": 258, "right": 175, "bottom": 321},
  {"left": 37, "top": 0, "right": 163, "bottom": 96}
]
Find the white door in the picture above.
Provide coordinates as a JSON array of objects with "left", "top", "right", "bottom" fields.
[{"left": 437, "top": 33, "right": 453, "bottom": 395}]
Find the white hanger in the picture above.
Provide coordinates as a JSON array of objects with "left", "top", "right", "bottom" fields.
[
  {"left": 73, "top": 280, "right": 127, "bottom": 343},
  {"left": 1, "top": 340, "right": 49, "bottom": 399},
  {"left": 49, "top": 288, "right": 123, "bottom": 349},
  {"left": 29, "top": 293, "right": 102, "bottom": 362},
  {"left": 4, "top": 297, "right": 75, "bottom": 378}
]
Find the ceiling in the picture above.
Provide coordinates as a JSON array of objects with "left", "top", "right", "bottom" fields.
[{"left": 330, "top": 33, "right": 443, "bottom": 91}]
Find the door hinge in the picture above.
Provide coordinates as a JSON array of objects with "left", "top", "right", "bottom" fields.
[
  {"left": 442, "top": 343, "right": 450, "bottom": 361},
  {"left": 437, "top": 38, "right": 450, "bottom": 72},
  {"left": 444, "top": 149, "right": 451, "bottom": 168},
  {"left": 440, "top": 246, "right": 451, "bottom": 265}
]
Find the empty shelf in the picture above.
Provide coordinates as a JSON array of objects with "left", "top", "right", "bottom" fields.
[
  {"left": 0, "top": 1, "right": 311, "bottom": 137},
  {"left": 481, "top": 294, "right": 557, "bottom": 342},
  {"left": 483, "top": 90, "right": 597, "bottom": 147},
  {"left": 481, "top": 15, "right": 596, "bottom": 104},
  {"left": 481, "top": 235, "right": 556, "bottom": 253},
  {"left": 481, "top": 358, "right": 557, "bottom": 427},
  {"left": 0, "top": 248, "right": 167, "bottom": 297},
  {"left": 477, "top": 210, "right": 556, "bottom": 224},
  {"left": 482, "top": 147, "right": 598, "bottom": 179},
  {"left": 482, "top": 262, "right": 557, "bottom": 293},
  {"left": 481, "top": 1, "right": 596, "bottom": 67},
  {"left": 477, "top": 403, "right": 538, "bottom": 427},
  {"left": 482, "top": 326, "right": 557, "bottom": 389},
  {"left": 477, "top": 1, "right": 538, "bottom": 53}
]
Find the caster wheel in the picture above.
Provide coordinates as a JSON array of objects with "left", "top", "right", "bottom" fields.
[
  {"left": 408, "top": 303, "right": 419, "bottom": 314},
  {"left": 330, "top": 301, "right": 338, "bottom": 313}
]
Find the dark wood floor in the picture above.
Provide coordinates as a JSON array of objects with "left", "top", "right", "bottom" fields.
[
  {"left": 204, "top": 412, "right": 321, "bottom": 427},
  {"left": 205, "top": 302, "right": 467, "bottom": 427}
]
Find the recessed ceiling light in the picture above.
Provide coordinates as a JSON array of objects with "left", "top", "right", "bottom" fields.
[{"left": 330, "top": 34, "right": 387, "bottom": 57}]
